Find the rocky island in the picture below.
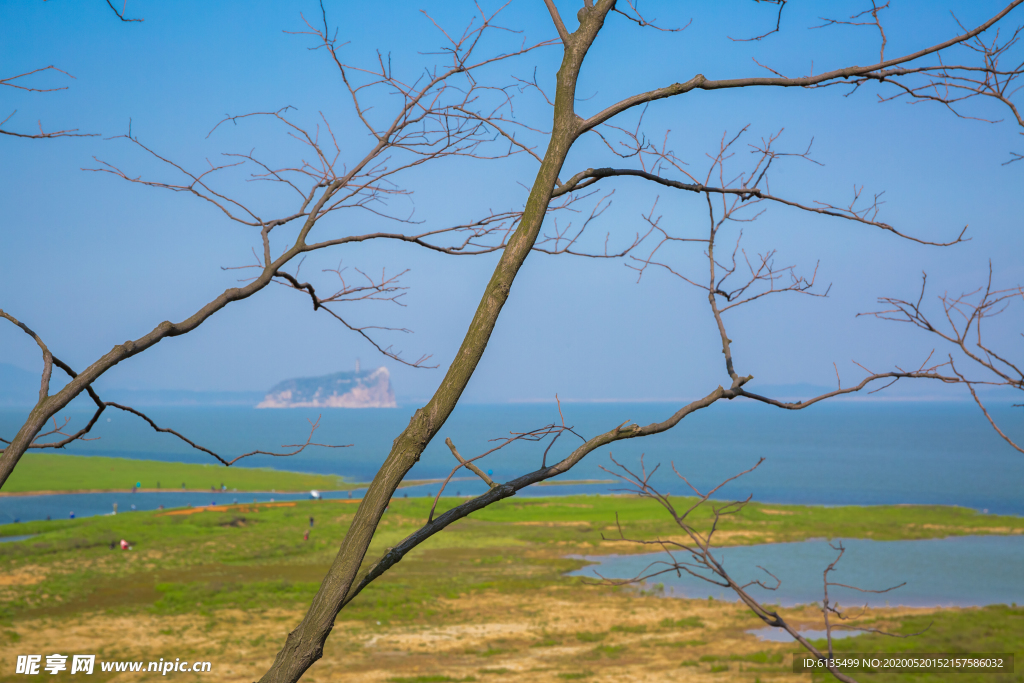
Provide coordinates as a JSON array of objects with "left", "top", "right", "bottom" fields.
[{"left": 256, "top": 364, "right": 396, "bottom": 408}]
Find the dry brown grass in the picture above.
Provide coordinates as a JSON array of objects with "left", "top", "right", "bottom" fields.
[{"left": 0, "top": 587, "right": 941, "bottom": 682}]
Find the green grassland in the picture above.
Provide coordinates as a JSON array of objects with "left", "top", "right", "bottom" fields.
[
  {"left": 464, "top": 495, "right": 1024, "bottom": 542},
  {"left": 0, "top": 495, "right": 1021, "bottom": 682},
  {"left": 807, "top": 605, "right": 1024, "bottom": 683},
  {"left": 0, "top": 453, "right": 352, "bottom": 493},
  {"left": 0, "top": 494, "right": 1021, "bottom": 623}
]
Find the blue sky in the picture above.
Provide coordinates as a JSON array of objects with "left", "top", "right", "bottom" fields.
[{"left": 2, "top": 0, "right": 1022, "bottom": 404}]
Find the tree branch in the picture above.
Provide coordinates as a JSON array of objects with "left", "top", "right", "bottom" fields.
[
  {"left": 543, "top": 0, "right": 571, "bottom": 44},
  {"left": 578, "top": 0, "right": 1024, "bottom": 134},
  {"left": 554, "top": 167, "right": 966, "bottom": 245}
]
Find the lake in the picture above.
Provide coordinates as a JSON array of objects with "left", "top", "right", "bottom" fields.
[
  {"left": 568, "top": 535, "right": 1024, "bottom": 608},
  {"left": 2, "top": 401, "right": 1022, "bottom": 515}
]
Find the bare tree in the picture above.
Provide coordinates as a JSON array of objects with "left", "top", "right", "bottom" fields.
[{"left": 2, "top": 2, "right": 1023, "bottom": 682}]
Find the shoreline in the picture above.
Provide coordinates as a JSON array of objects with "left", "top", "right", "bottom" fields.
[
  {"left": 0, "top": 477, "right": 482, "bottom": 498},
  {"left": 0, "top": 488, "right": 346, "bottom": 498}
]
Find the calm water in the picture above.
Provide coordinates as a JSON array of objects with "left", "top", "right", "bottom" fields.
[
  {"left": 749, "top": 627, "right": 856, "bottom": 643},
  {"left": 1, "top": 401, "right": 1022, "bottom": 518},
  {"left": 0, "top": 482, "right": 603, "bottom": 525},
  {"left": 569, "top": 535, "right": 1024, "bottom": 608},
  {"left": 0, "top": 534, "right": 35, "bottom": 543}
]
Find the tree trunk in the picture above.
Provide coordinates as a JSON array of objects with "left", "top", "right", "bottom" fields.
[{"left": 257, "top": 6, "right": 616, "bottom": 681}]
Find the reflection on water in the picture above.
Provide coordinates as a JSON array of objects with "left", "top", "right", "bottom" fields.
[{"left": 569, "top": 535, "right": 1024, "bottom": 608}]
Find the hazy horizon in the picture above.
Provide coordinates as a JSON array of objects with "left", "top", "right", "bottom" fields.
[{"left": 2, "top": 361, "right": 1014, "bottom": 407}]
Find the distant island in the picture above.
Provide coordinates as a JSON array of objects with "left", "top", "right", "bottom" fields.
[{"left": 257, "top": 364, "right": 396, "bottom": 409}]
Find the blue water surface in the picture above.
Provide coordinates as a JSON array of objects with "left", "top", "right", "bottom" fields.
[
  {"left": 0, "top": 482, "right": 604, "bottom": 525},
  {"left": 2, "top": 401, "right": 1022, "bottom": 519},
  {"left": 569, "top": 535, "right": 1024, "bottom": 608}
]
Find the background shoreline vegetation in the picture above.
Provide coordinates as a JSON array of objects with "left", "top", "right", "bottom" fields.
[{"left": 0, "top": 453, "right": 352, "bottom": 495}]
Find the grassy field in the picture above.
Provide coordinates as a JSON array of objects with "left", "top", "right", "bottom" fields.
[
  {"left": 805, "top": 605, "right": 1024, "bottom": 683},
  {"left": 0, "top": 453, "right": 353, "bottom": 494},
  {"left": 0, "top": 495, "right": 1021, "bottom": 681}
]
